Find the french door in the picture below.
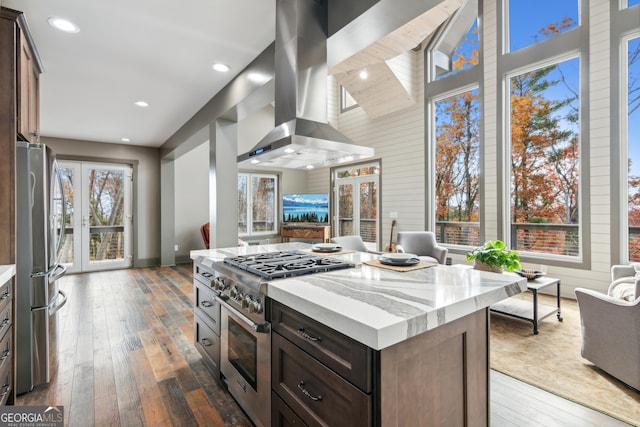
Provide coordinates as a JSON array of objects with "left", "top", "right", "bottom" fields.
[
  {"left": 58, "top": 161, "right": 133, "bottom": 272},
  {"left": 334, "top": 163, "right": 379, "bottom": 248}
]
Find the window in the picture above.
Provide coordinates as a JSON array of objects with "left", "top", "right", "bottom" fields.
[
  {"left": 432, "top": 18, "right": 479, "bottom": 80},
  {"left": 238, "top": 173, "right": 277, "bottom": 236},
  {"left": 506, "top": 0, "right": 578, "bottom": 53},
  {"left": 334, "top": 162, "right": 380, "bottom": 247},
  {"left": 340, "top": 86, "right": 358, "bottom": 112},
  {"left": 627, "top": 36, "right": 640, "bottom": 261},
  {"left": 508, "top": 57, "right": 580, "bottom": 257},
  {"left": 627, "top": 0, "right": 640, "bottom": 8},
  {"left": 433, "top": 88, "right": 481, "bottom": 246}
]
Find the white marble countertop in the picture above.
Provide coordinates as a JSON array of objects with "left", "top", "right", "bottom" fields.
[
  {"left": 191, "top": 243, "right": 527, "bottom": 350},
  {"left": 0, "top": 265, "right": 16, "bottom": 285}
]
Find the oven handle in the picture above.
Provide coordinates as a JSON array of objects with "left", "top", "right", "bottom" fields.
[{"left": 219, "top": 297, "right": 270, "bottom": 334}]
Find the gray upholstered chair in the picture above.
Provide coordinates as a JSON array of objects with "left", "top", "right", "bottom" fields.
[
  {"left": 395, "top": 231, "right": 448, "bottom": 264},
  {"left": 330, "top": 235, "right": 382, "bottom": 254},
  {"left": 574, "top": 265, "right": 640, "bottom": 391}
]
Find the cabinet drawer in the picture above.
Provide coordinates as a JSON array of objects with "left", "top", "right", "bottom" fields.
[
  {"left": 194, "top": 279, "right": 220, "bottom": 335},
  {"left": 194, "top": 314, "right": 220, "bottom": 378},
  {"left": 0, "top": 278, "right": 11, "bottom": 314},
  {"left": 272, "top": 332, "right": 371, "bottom": 427},
  {"left": 0, "top": 325, "right": 11, "bottom": 375},
  {"left": 0, "top": 303, "right": 11, "bottom": 342},
  {"left": 0, "top": 346, "right": 11, "bottom": 406},
  {"left": 272, "top": 391, "right": 308, "bottom": 427},
  {"left": 271, "top": 301, "right": 372, "bottom": 393}
]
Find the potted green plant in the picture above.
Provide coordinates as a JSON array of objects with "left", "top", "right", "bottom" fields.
[{"left": 465, "top": 240, "right": 521, "bottom": 273}]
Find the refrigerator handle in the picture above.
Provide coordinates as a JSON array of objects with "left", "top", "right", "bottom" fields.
[
  {"left": 49, "top": 290, "right": 68, "bottom": 315},
  {"left": 49, "top": 264, "right": 67, "bottom": 283}
]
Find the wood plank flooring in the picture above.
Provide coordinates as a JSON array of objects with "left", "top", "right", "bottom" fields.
[{"left": 15, "top": 265, "right": 632, "bottom": 426}]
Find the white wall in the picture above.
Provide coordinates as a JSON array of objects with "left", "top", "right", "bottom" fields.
[{"left": 175, "top": 141, "right": 209, "bottom": 259}]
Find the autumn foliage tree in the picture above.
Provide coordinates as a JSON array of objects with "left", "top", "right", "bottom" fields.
[{"left": 434, "top": 25, "right": 480, "bottom": 246}]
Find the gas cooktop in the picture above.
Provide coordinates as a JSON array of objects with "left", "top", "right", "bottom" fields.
[{"left": 223, "top": 250, "right": 354, "bottom": 280}]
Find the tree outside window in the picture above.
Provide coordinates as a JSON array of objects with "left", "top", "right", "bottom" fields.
[
  {"left": 509, "top": 57, "right": 580, "bottom": 256},
  {"left": 434, "top": 88, "right": 480, "bottom": 246}
]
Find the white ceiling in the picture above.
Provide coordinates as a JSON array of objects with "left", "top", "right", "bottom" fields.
[{"left": 3, "top": 0, "right": 276, "bottom": 147}]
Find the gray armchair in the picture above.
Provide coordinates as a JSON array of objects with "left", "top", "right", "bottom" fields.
[
  {"left": 330, "top": 235, "right": 382, "bottom": 254},
  {"left": 395, "top": 231, "right": 448, "bottom": 264},
  {"left": 574, "top": 265, "right": 640, "bottom": 391}
]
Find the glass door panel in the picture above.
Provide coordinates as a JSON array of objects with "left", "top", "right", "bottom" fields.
[
  {"left": 334, "top": 163, "right": 380, "bottom": 249},
  {"left": 337, "top": 181, "right": 354, "bottom": 236},
  {"left": 57, "top": 161, "right": 132, "bottom": 272},
  {"left": 83, "top": 164, "right": 132, "bottom": 270},
  {"left": 359, "top": 181, "right": 377, "bottom": 244}
]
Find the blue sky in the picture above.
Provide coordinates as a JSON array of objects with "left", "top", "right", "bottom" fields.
[{"left": 509, "top": 0, "right": 640, "bottom": 177}]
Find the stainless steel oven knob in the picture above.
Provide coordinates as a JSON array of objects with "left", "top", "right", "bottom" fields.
[
  {"left": 242, "top": 295, "right": 252, "bottom": 309},
  {"left": 249, "top": 300, "right": 262, "bottom": 314},
  {"left": 229, "top": 286, "right": 239, "bottom": 298}
]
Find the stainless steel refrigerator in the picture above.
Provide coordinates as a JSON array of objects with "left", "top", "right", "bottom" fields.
[{"left": 16, "top": 141, "right": 67, "bottom": 394}]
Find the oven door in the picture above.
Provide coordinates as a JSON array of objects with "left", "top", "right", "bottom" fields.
[{"left": 220, "top": 303, "right": 271, "bottom": 427}]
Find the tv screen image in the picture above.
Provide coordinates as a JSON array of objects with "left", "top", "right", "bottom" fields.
[{"left": 282, "top": 193, "right": 329, "bottom": 224}]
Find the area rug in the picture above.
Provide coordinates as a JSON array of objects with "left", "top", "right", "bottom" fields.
[{"left": 490, "top": 294, "right": 640, "bottom": 426}]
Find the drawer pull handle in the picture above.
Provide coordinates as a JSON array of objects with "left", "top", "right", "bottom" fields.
[
  {"left": 297, "top": 328, "right": 321, "bottom": 342},
  {"left": 201, "top": 300, "right": 214, "bottom": 308},
  {"left": 0, "top": 350, "right": 9, "bottom": 362},
  {"left": 0, "top": 291, "right": 9, "bottom": 301},
  {"left": 297, "top": 381, "right": 322, "bottom": 401},
  {"left": 201, "top": 338, "right": 212, "bottom": 347},
  {"left": 0, "top": 319, "right": 8, "bottom": 328},
  {"left": 0, "top": 384, "right": 9, "bottom": 397}
]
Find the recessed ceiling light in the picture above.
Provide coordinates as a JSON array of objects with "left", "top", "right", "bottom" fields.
[
  {"left": 359, "top": 70, "right": 368, "bottom": 80},
  {"left": 121, "top": 138, "right": 130, "bottom": 142},
  {"left": 48, "top": 17, "right": 79, "bottom": 33},
  {"left": 135, "top": 101, "right": 149, "bottom": 107},
  {"left": 284, "top": 148, "right": 295, "bottom": 154},
  {"left": 306, "top": 165, "right": 314, "bottom": 169},
  {"left": 250, "top": 159, "right": 260, "bottom": 164},
  {"left": 213, "top": 63, "right": 230, "bottom": 72}
]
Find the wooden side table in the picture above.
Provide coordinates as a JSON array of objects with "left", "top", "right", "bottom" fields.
[{"left": 490, "top": 275, "right": 563, "bottom": 334}]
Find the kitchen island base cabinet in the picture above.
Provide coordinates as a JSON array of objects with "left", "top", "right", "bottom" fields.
[{"left": 271, "top": 301, "right": 489, "bottom": 427}]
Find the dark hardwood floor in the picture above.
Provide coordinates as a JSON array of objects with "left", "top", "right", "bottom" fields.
[{"left": 15, "top": 265, "right": 631, "bottom": 427}]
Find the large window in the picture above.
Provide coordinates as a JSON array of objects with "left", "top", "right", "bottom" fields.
[
  {"left": 427, "top": 0, "right": 481, "bottom": 249},
  {"left": 506, "top": 0, "right": 579, "bottom": 53},
  {"left": 627, "top": 36, "right": 640, "bottom": 261},
  {"left": 508, "top": 57, "right": 581, "bottom": 257},
  {"left": 434, "top": 88, "right": 480, "bottom": 246},
  {"left": 238, "top": 173, "right": 277, "bottom": 236}
]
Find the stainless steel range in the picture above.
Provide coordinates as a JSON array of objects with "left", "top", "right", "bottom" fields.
[{"left": 193, "top": 250, "right": 353, "bottom": 427}]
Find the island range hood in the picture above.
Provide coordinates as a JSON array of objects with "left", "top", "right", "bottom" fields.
[{"left": 237, "top": 0, "right": 374, "bottom": 169}]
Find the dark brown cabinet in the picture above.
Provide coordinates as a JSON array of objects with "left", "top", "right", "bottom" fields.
[
  {"left": 270, "top": 301, "right": 373, "bottom": 427},
  {"left": 270, "top": 300, "right": 490, "bottom": 427},
  {"left": 17, "top": 29, "right": 40, "bottom": 143},
  {"left": 193, "top": 271, "right": 221, "bottom": 380},
  {"left": 0, "top": 277, "right": 13, "bottom": 405}
]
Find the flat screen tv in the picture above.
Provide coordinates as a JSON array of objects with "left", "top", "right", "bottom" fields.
[{"left": 282, "top": 193, "right": 329, "bottom": 224}]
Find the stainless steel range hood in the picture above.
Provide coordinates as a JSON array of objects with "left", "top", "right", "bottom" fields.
[{"left": 237, "top": 0, "right": 374, "bottom": 169}]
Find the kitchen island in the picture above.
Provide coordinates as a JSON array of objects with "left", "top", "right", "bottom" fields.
[{"left": 191, "top": 243, "right": 527, "bottom": 426}]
